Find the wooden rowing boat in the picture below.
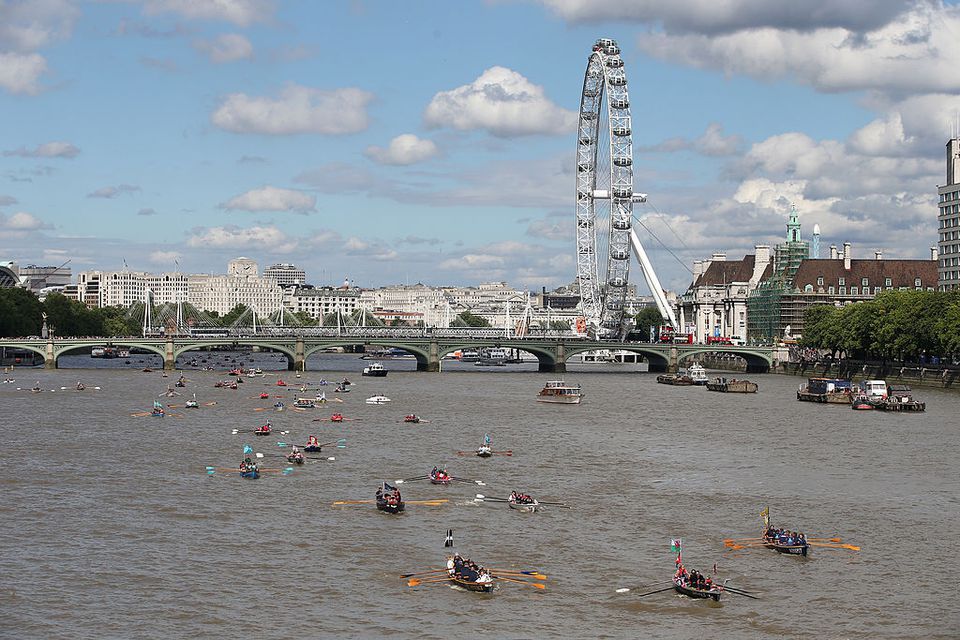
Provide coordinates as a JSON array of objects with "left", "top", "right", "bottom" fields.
[
  {"left": 508, "top": 498, "right": 540, "bottom": 513},
  {"left": 763, "top": 536, "right": 808, "bottom": 556},
  {"left": 673, "top": 578, "right": 722, "bottom": 601},
  {"left": 448, "top": 572, "right": 494, "bottom": 592}
]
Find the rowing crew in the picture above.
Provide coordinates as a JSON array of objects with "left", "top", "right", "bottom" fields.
[
  {"left": 674, "top": 564, "right": 716, "bottom": 591},
  {"left": 376, "top": 484, "right": 402, "bottom": 506},
  {"left": 509, "top": 491, "right": 535, "bottom": 504},
  {"left": 764, "top": 527, "right": 807, "bottom": 546},
  {"left": 287, "top": 446, "right": 304, "bottom": 464},
  {"left": 239, "top": 457, "right": 259, "bottom": 473},
  {"left": 447, "top": 553, "right": 492, "bottom": 585}
]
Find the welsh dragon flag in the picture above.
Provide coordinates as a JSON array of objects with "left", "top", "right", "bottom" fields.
[{"left": 671, "top": 538, "right": 682, "bottom": 564}]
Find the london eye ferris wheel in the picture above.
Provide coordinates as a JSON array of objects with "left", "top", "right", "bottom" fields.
[{"left": 574, "top": 38, "right": 678, "bottom": 339}]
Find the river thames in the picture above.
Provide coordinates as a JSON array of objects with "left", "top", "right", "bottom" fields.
[{"left": 2, "top": 352, "right": 958, "bottom": 639}]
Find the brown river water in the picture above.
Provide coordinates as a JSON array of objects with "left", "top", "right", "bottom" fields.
[{"left": 1, "top": 352, "right": 958, "bottom": 639}]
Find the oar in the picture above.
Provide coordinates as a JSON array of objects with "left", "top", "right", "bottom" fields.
[
  {"left": 497, "top": 576, "right": 546, "bottom": 590},
  {"left": 723, "top": 585, "right": 758, "bottom": 596},
  {"left": 487, "top": 569, "right": 545, "bottom": 577},
  {"left": 405, "top": 499, "right": 449, "bottom": 505},
  {"left": 451, "top": 477, "right": 486, "bottom": 486},
  {"left": 400, "top": 568, "right": 447, "bottom": 578},
  {"left": 626, "top": 586, "right": 675, "bottom": 598},
  {"left": 808, "top": 537, "right": 843, "bottom": 543},
  {"left": 490, "top": 571, "right": 547, "bottom": 580},
  {"left": 809, "top": 542, "right": 860, "bottom": 551},
  {"left": 407, "top": 577, "right": 450, "bottom": 587},
  {"left": 304, "top": 456, "right": 337, "bottom": 462},
  {"left": 724, "top": 587, "right": 760, "bottom": 600},
  {"left": 475, "top": 494, "right": 509, "bottom": 502},
  {"left": 394, "top": 475, "right": 429, "bottom": 484},
  {"left": 615, "top": 580, "right": 674, "bottom": 593},
  {"left": 333, "top": 500, "right": 374, "bottom": 505},
  {"left": 491, "top": 450, "right": 513, "bottom": 456}
]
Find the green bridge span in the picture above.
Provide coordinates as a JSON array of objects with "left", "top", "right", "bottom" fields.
[{"left": 0, "top": 336, "right": 774, "bottom": 374}]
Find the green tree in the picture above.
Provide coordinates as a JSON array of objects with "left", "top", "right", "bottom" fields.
[
  {"left": 633, "top": 307, "right": 663, "bottom": 341},
  {"left": 456, "top": 311, "right": 491, "bottom": 327},
  {"left": 0, "top": 288, "right": 43, "bottom": 337}
]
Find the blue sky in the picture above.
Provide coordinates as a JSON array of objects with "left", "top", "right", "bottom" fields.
[{"left": 2, "top": 0, "right": 960, "bottom": 292}]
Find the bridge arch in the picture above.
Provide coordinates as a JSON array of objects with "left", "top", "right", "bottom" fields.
[
  {"left": 437, "top": 342, "right": 562, "bottom": 373},
  {"left": 175, "top": 341, "right": 298, "bottom": 369},
  {"left": 304, "top": 341, "right": 433, "bottom": 371},
  {"left": 54, "top": 341, "right": 167, "bottom": 367},
  {"left": 562, "top": 343, "right": 671, "bottom": 372},
  {"left": 1, "top": 343, "right": 48, "bottom": 366},
  {"left": 677, "top": 347, "right": 772, "bottom": 373}
]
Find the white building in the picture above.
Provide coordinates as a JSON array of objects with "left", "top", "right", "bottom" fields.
[
  {"left": 679, "top": 247, "right": 772, "bottom": 342},
  {"left": 283, "top": 286, "right": 361, "bottom": 320},
  {"left": 264, "top": 263, "right": 307, "bottom": 288}
]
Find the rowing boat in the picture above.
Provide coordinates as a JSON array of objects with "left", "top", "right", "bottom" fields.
[
  {"left": 476, "top": 446, "right": 493, "bottom": 458},
  {"left": 762, "top": 536, "right": 808, "bottom": 556},
  {"left": 240, "top": 468, "right": 260, "bottom": 479},
  {"left": 430, "top": 469, "right": 452, "bottom": 485},
  {"left": 376, "top": 482, "right": 404, "bottom": 514},
  {"left": 508, "top": 497, "right": 540, "bottom": 512},
  {"left": 673, "top": 578, "right": 722, "bottom": 601},
  {"left": 448, "top": 573, "right": 494, "bottom": 592}
]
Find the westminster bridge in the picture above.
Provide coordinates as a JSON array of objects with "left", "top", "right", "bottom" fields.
[{"left": 0, "top": 328, "right": 774, "bottom": 374}]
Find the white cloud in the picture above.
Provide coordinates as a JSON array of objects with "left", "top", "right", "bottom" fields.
[
  {"left": 138, "top": 208, "right": 159, "bottom": 216},
  {"left": 638, "top": 122, "right": 741, "bottom": 156},
  {"left": 0, "top": 0, "right": 80, "bottom": 51},
  {"left": 195, "top": 33, "right": 253, "bottom": 63},
  {"left": 424, "top": 66, "right": 577, "bottom": 137},
  {"left": 1, "top": 211, "right": 48, "bottom": 230},
  {"left": 149, "top": 250, "right": 182, "bottom": 264},
  {"left": 220, "top": 185, "right": 315, "bottom": 212},
  {"left": 87, "top": 184, "right": 141, "bottom": 198},
  {"left": 187, "top": 225, "right": 295, "bottom": 251},
  {"left": 4, "top": 141, "right": 80, "bottom": 158},
  {"left": 365, "top": 134, "right": 439, "bottom": 166},
  {"left": 212, "top": 84, "right": 373, "bottom": 135},
  {"left": 0, "top": 195, "right": 18, "bottom": 207},
  {"left": 0, "top": 52, "right": 47, "bottom": 95},
  {"left": 634, "top": 4, "right": 960, "bottom": 96},
  {"left": 537, "top": 0, "right": 907, "bottom": 34},
  {"left": 142, "top": 0, "right": 274, "bottom": 27}
]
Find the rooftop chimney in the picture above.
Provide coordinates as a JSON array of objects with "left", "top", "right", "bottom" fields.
[
  {"left": 693, "top": 260, "right": 704, "bottom": 279},
  {"left": 711, "top": 252, "right": 727, "bottom": 261},
  {"left": 875, "top": 250, "right": 883, "bottom": 261},
  {"left": 843, "top": 242, "right": 852, "bottom": 271},
  {"left": 830, "top": 245, "right": 838, "bottom": 260},
  {"left": 932, "top": 247, "right": 940, "bottom": 261}
]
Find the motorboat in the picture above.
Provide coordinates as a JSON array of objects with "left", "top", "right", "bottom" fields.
[
  {"left": 365, "top": 395, "right": 391, "bottom": 405},
  {"left": 362, "top": 362, "right": 388, "bottom": 377},
  {"left": 536, "top": 380, "right": 582, "bottom": 404}
]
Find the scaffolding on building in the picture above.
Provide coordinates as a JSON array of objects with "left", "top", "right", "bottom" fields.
[{"left": 747, "top": 205, "right": 810, "bottom": 342}]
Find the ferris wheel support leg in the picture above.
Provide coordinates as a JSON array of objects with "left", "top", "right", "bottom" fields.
[{"left": 629, "top": 229, "right": 680, "bottom": 331}]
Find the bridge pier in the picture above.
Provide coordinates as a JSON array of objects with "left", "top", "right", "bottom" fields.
[
  {"left": 45, "top": 340, "right": 56, "bottom": 369},
  {"left": 667, "top": 346, "right": 679, "bottom": 373},
  {"left": 417, "top": 341, "right": 441, "bottom": 372},
  {"left": 292, "top": 337, "right": 305, "bottom": 371},
  {"left": 164, "top": 338, "right": 175, "bottom": 371}
]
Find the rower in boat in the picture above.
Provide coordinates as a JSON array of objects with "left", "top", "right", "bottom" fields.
[
  {"left": 254, "top": 422, "right": 271, "bottom": 436},
  {"left": 331, "top": 412, "right": 344, "bottom": 422},
  {"left": 341, "top": 377, "right": 352, "bottom": 386},
  {"left": 277, "top": 379, "right": 287, "bottom": 387},
  {"left": 239, "top": 457, "right": 260, "bottom": 479},
  {"left": 446, "top": 553, "right": 494, "bottom": 592},
  {"left": 334, "top": 383, "right": 349, "bottom": 393},
  {"left": 175, "top": 376, "right": 186, "bottom": 388},
  {"left": 151, "top": 400, "right": 165, "bottom": 417},
  {"left": 376, "top": 482, "right": 405, "bottom": 514},
  {"left": 673, "top": 562, "right": 723, "bottom": 601},
  {"left": 305, "top": 435, "right": 323, "bottom": 452},
  {"left": 185, "top": 394, "right": 199, "bottom": 409},
  {"left": 430, "top": 467, "right": 452, "bottom": 485},
  {"left": 31, "top": 382, "right": 42, "bottom": 393},
  {"left": 760, "top": 507, "right": 810, "bottom": 556},
  {"left": 259, "top": 392, "right": 270, "bottom": 399},
  {"left": 287, "top": 446, "right": 305, "bottom": 465},
  {"left": 508, "top": 491, "right": 540, "bottom": 512},
  {"left": 274, "top": 400, "right": 284, "bottom": 411},
  {"left": 404, "top": 414, "right": 421, "bottom": 423},
  {"left": 76, "top": 381, "right": 85, "bottom": 391}
]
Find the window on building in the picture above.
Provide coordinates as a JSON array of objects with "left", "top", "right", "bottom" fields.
[
  {"left": 838, "top": 277, "right": 845, "bottom": 286},
  {"left": 851, "top": 286, "right": 859, "bottom": 295},
  {"left": 817, "top": 276, "right": 824, "bottom": 286},
  {"left": 874, "top": 286, "right": 881, "bottom": 295},
  {"left": 804, "top": 284, "right": 813, "bottom": 292},
  {"left": 885, "top": 277, "right": 892, "bottom": 287},
  {"left": 828, "top": 286, "right": 835, "bottom": 294},
  {"left": 862, "top": 278, "right": 869, "bottom": 287}
]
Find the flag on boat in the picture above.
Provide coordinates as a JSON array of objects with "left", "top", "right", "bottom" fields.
[
  {"left": 483, "top": 434, "right": 491, "bottom": 445},
  {"left": 444, "top": 529, "right": 454, "bottom": 548},
  {"left": 243, "top": 444, "right": 253, "bottom": 454},
  {"left": 670, "top": 538, "right": 682, "bottom": 564},
  {"left": 760, "top": 506, "right": 769, "bottom": 529}
]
